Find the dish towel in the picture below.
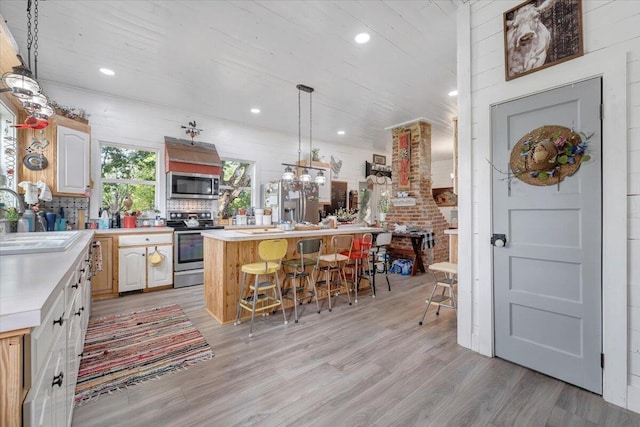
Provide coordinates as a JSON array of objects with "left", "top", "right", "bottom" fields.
[
  {"left": 36, "top": 180, "right": 52, "bottom": 202},
  {"left": 421, "top": 231, "right": 436, "bottom": 250},
  {"left": 92, "top": 241, "right": 103, "bottom": 273}
]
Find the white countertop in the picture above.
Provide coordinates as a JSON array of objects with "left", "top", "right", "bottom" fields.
[
  {"left": 202, "top": 225, "right": 382, "bottom": 242},
  {"left": 0, "top": 230, "right": 94, "bottom": 333},
  {"left": 444, "top": 228, "right": 458, "bottom": 235},
  {"left": 94, "top": 227, "right": 173, "bottom": 235}
]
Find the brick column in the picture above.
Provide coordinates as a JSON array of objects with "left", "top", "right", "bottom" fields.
[{"left": 386, "top": 121, "right": 449, "bottom": 266}]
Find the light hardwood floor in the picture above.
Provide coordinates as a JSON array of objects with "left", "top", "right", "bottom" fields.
[{"left": 73, "top": 274, "right": 640, "bottom": 427}]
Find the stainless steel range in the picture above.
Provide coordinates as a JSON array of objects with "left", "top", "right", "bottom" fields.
[{"left": 166, "top": 211, "right": 223, "bottom": 288}]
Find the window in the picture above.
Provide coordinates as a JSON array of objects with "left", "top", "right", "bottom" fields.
[
  {"left": 100, "top": 143, "right": 158, "bottom": 214},
  {"left": 218, "top": 160, "right": 254, "bottom": 217}
]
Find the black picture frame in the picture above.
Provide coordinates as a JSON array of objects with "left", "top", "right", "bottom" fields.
[
  {"left": 373, "top": 154, "right": 386, "bottom": 165},
  {"left": 504, "top": 0, "right": 583, "bottom": 81}
]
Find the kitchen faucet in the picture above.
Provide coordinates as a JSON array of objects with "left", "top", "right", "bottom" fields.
[{"left": 0, "top": 187, "right": 25, "bottom": 214}]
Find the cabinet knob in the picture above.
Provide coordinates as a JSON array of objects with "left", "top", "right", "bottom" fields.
[
  {"left": 72, "top": 283, "right": 79, "bottom": 289},
  {"left": 75, "top": 308, "right": 83, "bottom": 316},
  {"left": 53, "top": 315, "right": 64, "bottom": 326},
  {"left": 79, "top": 268, "right": 86, "bottom": 273},
  {"left": 52, "top": 372, "right": 64, "bottom": 388},
  {"left": 145, "top": 238, "right": 150, "bottom": 241}
]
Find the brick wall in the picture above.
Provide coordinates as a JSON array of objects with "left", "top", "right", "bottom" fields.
[{"left": 385, "top": 121, "right": 449, "bottom": 266}]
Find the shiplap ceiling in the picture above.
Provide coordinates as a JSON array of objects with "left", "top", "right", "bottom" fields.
[{"left": 0, "top": 1, "right": 460, "bottom": 160}]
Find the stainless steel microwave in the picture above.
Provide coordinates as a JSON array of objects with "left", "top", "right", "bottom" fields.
[{"left": 167, "top": 172, "right": 219, "bottom": 199}]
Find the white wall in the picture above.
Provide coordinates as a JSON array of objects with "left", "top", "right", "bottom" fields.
[
  {"left": 459, "top": 0, "right": 639, "bottom": 411},
  {"left": 42, "top": 83, "right": 392, "bottom": 218}
]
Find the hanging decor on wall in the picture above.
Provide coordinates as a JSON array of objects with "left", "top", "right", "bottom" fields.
[
  {"left": 508, "top": 125, "right": 592, "bottom": 186},
  {"left": 397, "top": 131, "right": 411, "bottom": 190},
  {"left": 504, "top": 0, "right": 583, "bottom": 81}
]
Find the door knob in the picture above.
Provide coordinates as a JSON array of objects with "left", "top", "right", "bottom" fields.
[{"left": 491, "top": 234, "right": 507, "bottom": 247}]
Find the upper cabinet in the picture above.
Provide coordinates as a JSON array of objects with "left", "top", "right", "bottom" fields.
[
  {"left": 57, "top": 125, "right": 90, "bottom": 194},
  {"left": 18, "top": 115, "right": 91, "bottom": 197}
]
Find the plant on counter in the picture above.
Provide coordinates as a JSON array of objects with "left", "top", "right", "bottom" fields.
[
  {"left": 334, "top": 207, "right": 357, "bottom": 222},
  {"left": 3, "top": 206, "right": 19, "bottom": 221}
]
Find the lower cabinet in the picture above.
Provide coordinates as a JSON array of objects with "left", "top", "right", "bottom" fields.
[
  {"left": 118, "top": 233, "right": 173, "bottom": 292},
  {"left": 22, "top": 241, "right": 92, "bottom": 427},
  {"left": 91, "top": 236, "right": 116, "bottom": 300}
]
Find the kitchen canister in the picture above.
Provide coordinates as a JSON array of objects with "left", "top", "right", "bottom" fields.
[
  {"left": 45, "top": 212, "right": 57, "bottom": 231},
  {"left": 254, "top": 209, "right": 264, "bottom": 225},
  {"left": 262, "top": 214, "right": 272, "bottom": 225},
  {"left": 123, "top": 216, "right": 137, "bottom": 228}
]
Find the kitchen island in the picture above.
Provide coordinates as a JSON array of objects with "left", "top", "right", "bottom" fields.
[
  {"left": 201, "top": 226, "right": 380, "bottom": 324},
  {"left": 0, "top": 230, "right": 94, "bottom": 427}
]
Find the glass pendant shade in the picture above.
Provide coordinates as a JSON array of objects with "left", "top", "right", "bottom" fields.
[
  {"left": 32, "top": 104, "right": 54, "bottom": 119},
  {"left": 2, "top": 66, "right": 41, "bottom": 99},
  {"left": 300, "top": 168, "right": 311, "bottom": 182},
  {"left": 282, "top": 165, "right": 295, "bottom": 181},
  {"left": 22, "top": 93, "right": 50, "bottom": 113},
  {"left": 315, "top": 170, "right": 326, "bottom": 184}
]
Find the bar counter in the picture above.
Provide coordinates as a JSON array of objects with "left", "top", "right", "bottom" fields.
[{"left": 201, "top": 226, "right": 380, "bottom": 324}]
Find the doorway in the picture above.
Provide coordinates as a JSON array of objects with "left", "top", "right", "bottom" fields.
[{"left": 491, "top": 78, "right": 602, "bottom": 393}]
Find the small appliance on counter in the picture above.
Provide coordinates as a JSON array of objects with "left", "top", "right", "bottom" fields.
[{"left": 166, "top": 210, "right": 224, "bottom": 288}]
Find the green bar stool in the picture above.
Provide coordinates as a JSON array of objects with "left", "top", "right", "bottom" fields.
[{"left": 234, "top": 239, "right": 289, "bottom": 337}]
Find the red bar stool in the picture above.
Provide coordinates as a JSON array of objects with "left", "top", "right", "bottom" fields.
[{"left": 342, "top": 233, "right": 373, "bottom": 303}]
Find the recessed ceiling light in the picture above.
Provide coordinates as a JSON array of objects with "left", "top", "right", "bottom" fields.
[
  {"left": 99, "top": 68, "right": 115, "bottom": 76},
  {"left": 250, "top": 108, "right": 261, "bottom": 114},
  {"left": 355, "top": 33, "right": 370, "bottom": 44},
  {"left": 337, "top": 130, "right": 345, "bottom": 135},
  {"left": 448, "top": 90, "right": 458, "bottom": 97}
]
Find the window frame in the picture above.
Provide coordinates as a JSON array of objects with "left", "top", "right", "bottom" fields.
[
  {"left": 98, "top": 141, "right": 161, "bottom": 213},
  {"left": 219, "top": 158, "right": 256, "bottom": 210}
]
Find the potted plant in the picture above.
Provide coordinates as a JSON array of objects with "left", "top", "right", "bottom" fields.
[
  {"left": 2, "top": 207, "right": 19, "bottom": 233},
  {"left": 378, "top": 191, "right": 390, "bottom": 222}
]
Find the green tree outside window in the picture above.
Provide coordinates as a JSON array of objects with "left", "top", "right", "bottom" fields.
[{"left": 100, "top": 144, "right": 158, "bottom": 213}]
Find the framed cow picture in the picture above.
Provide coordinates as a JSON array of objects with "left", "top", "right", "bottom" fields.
[{"left": 504, "top": 0, "right": 583, "bottom": 81}]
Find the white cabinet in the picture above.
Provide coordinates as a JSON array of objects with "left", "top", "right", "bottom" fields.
[
  {"left": 22, "top": 241, "right": 92, "bottom": 427},
  {"left": 118, "top": 233, "right": 173, "bottom": 292},
  {"left": 118, "top": 247, "right": 147, "bottom": 292},
  {"left": 56, "top": 125, "right": 90, "bottom": 195},
  {"left": 147, "top": 245, "right": 173, "bottom": 288}
]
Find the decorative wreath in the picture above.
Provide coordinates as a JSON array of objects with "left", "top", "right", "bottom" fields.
[{"left": 509, "top": 125, "right": 591, "bottom": 186}]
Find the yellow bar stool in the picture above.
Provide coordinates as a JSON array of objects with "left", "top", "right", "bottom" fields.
[
  {"left": 234, "top": 239, "right": 289, "bottom": 337},
  {"left": 418, "top": 261, "right": 457, "bottom": 325}
]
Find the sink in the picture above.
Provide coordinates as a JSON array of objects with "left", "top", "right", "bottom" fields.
[{"left": 0, "top": 231, "right": 83, "bottom": 255}]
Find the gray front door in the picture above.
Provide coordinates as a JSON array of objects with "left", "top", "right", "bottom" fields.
[{"left": 492, "top": 78, "right": 602, "bottom": 393}]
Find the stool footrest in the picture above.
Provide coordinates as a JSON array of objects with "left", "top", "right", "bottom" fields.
[
  {"left": 239, "top": 298, "right": 282, "bottom": 312},
  {"left": 435, "top": 281, "right": 455, "bottom": 288}
]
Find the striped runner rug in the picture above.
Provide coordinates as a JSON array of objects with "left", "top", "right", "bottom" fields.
[{"left": 74, "top": 304, "right": 213, "bottom": 405}]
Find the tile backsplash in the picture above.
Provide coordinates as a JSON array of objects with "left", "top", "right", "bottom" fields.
[
  {"left": 41, "top": 196, "right": 89, "bottom": 230},
  {"left": 166, "top": 199, "right": 216, "bottom": 213}
]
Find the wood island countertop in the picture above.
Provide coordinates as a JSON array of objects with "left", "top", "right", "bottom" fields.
[
  {"left": 201, "top": 225, "right": 381, "bottom": 241},
  {"left": 201, "top": 225, "right": 380, "bottom": 323}
]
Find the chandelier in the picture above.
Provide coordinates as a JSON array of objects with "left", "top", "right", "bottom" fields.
[
  {"left": 281, "top": 84, "right": 326, "bottom": 185},
  {"left": 1, "top": 0, "right": 54, "bottom": 121}
]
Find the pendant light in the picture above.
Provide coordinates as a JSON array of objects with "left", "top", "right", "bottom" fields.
[
  {"left": 281, "top": 84, "right": 325, "bottom": 185},
  {"left": 0, "top": 0, "right": 53, "bottom": 119}
]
